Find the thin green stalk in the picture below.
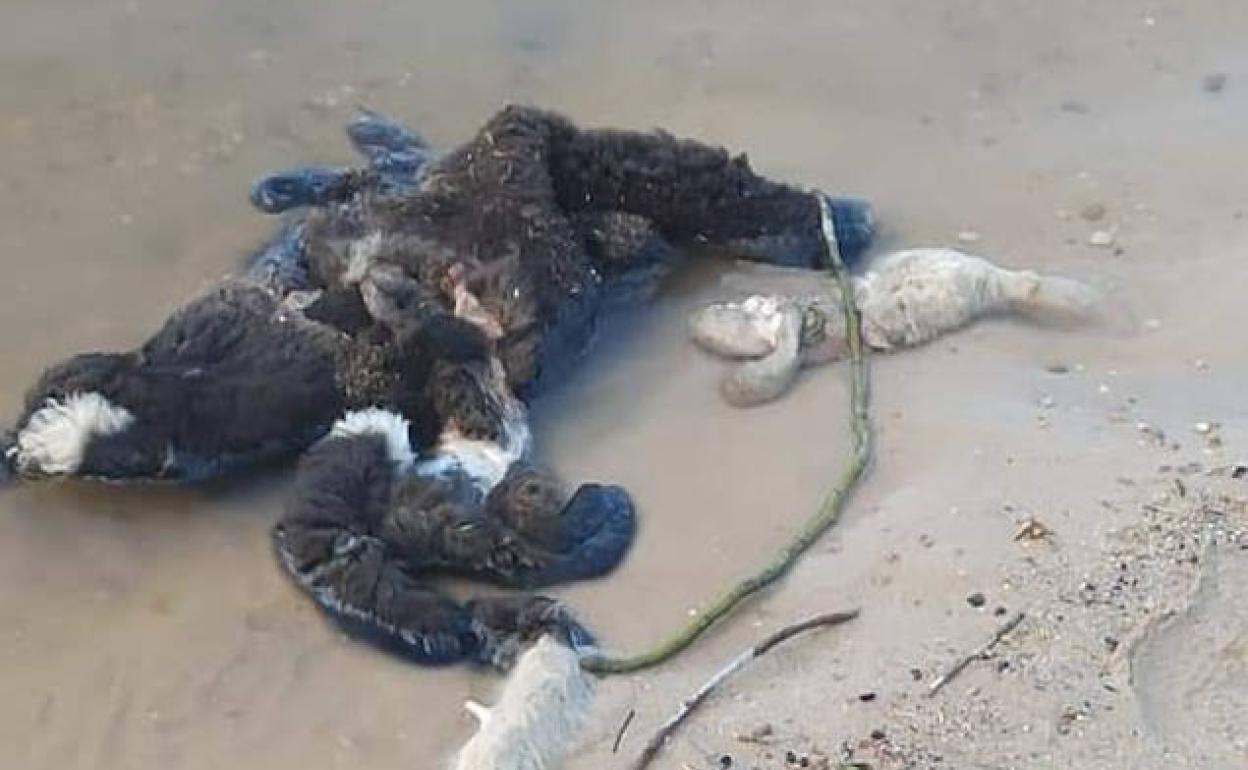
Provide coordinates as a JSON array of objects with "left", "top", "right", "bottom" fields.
[{"left": 582, "top": 192, "right": 873, "bottom": 675}]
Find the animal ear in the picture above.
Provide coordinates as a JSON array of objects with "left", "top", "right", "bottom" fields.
[{"left": 463, "top": 700, "right": 492, "bottom": 726}]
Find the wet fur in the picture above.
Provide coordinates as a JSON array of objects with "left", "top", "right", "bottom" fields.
[
  {"left": 693, "top": 249, "right": 1103, "bottom": 406},
  {"left": 452, "top": 635, "right": 594, "bottom": 770},
  {"left": 7, "top": 106, "right": 870, "bottom": 668}
]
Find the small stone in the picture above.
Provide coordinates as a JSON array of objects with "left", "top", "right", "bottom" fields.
[
  {"left": 1098, "top": 384, "right": 1111, "bottom": 394},
  {"left": 1046, "top": 363, "right": 1070, "bottom": 374},
  {"left": 870, "top": 728, "right": 887, "bottom": 741},
  {"left": 1194, "top": 421, "right": 1214, "bottom": 435},
  {"left": 994, "top": 606, "right": 1008, "bottom": 617},
  {"left": 1080, "top": 202, "right": 1106, "bottom": 221},
  {"left": 967, "top": 592, "right": 987, "bottom": 608},
  {"left": 910, "top": 667, "right": 924, "bottom": 681},
  {"left": 1203, "top": 73, "right": 1228, "bottom": 93},
  {"left": 1039, "top": 395, "right": 1056, "bottom": 409},
  {"left": 786, "top": 750, "right": 798, "bottom": 764},
  {"left": 1088, "top": 229, "right": 1116, "bottom": 247},
  {"left": 738, "top": 723, "right": 774, "bottom": 743},
  {"left": 720, "top": 754, "right": 734, "bottom": 769},
  {"left": 957, "top": 230, "right": 982, "bottom": 244},
  {"left": 857, "top": 692, "right": 877, "bottom": 702}
]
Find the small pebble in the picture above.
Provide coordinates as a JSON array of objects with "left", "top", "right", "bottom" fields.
[
  {"left": 957, "top": 230, "right": 982, "bottom": 244},
  {"left": 967, "top": 592, "right": 987, "bottom": 608},
  {"left": 1203, "top": 73, "right": 1228, "bottom": 93},
  {"left": 1046, "top": 363, "right": 1070, "bottom": 374},
  {"left": 1080, "top": 202, "right": 1106, "bottom": 221},
  {"left": 738, "top": 723, "right": 774, "bottom": 743},
  {"left": 1088, "top": 229, "right": 1116, "bottom": 247},
  {"left": 858, "top": 692, "right": 877, "bottom": 703},
  {"left": 870, "top": 729, "right": 887, "bottom": 741},
  {"left": 1194, "top": 421, "right": 1214, "bottom": 435},
  {"left": 720, "top": 754, "right": 734, "bottom": 769},
  {"left": 786, "top": 750, "right": 798, "bottom": 764}
]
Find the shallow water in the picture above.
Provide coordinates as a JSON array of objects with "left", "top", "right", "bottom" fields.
[{"left": 3, "top": 1, "right": 1248, "bottom": 768}]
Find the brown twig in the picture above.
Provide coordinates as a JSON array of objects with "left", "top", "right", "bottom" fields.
[
  {"left": 582, "top": 192, "right": 872, "bottom": 675},
  {"left": 612, "top": 709, "right": 636, "bottom": 754},
  {"left": 926, "top": 612, "right": 1026, "bottom": 697},
  {"left": 628, "top": 610, "right": 859, "bottom": 770}
]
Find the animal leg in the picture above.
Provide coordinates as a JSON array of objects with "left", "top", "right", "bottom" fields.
[
  {"left": 244, "top": 220, "right": 315, "bottom": 295},
  {"left": 274, "top": 422, "right": 494, "bottom": 664},
  {"left": 475, "top": 105, "right": 875, "bottom": 265},
  {"left": 482, "top": 465, "right": 637, "bottom": 586}
]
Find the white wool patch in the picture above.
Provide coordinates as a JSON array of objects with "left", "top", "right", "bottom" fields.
[
  {"left": 452, "top": 635, "right": 595, "bottom": 770},
  {"left": 331, "top": 408, "right": 415, "bottom": 469},
  {"left": 418, "top": 360, "right": 532, "bottom": 494},
  {"left": 16, "top": 392, "right": 134, "bottom": 475},
  {"left": 342, "top": 231, "right": 384, "bottom": 285},
  {"left": 418, "top": 413, "right": 531, "bottom": 494}
]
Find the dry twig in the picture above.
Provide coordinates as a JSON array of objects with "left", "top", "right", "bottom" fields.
[
  {"left": 612, "top": 709, "right": 636, "bottom": 754},
  {"left": 927, "top": 612, "right": 1026, "bottom": 697},
  {"left": 628, "top": 610, "right": 859, "bottom": 770}
]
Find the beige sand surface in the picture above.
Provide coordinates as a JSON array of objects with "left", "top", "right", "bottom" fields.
[{"left": 2, "top": 2, "right": 1245, "bottom": 768}]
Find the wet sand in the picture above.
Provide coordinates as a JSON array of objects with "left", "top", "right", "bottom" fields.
[{"left": 2, "top": 1, "right": 1247, "bottom": 768}]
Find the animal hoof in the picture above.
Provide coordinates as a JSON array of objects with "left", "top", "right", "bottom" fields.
[
  {"left": 523, "top": 484, "right": 636, "bottom": 586},
  {"left": 346, "top": 110, "right": 431, "bottom": 175},
  {"left": 249, "top": 166, "right": 350, "bottom": 213},
  {"left": 825, "top": 196, "right": 875, "bottom": 267},
  {"left": 470, "top": 596, "right": 596, "bottom": 666}
]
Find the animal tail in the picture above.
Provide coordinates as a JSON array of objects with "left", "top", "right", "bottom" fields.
[{"left": 1006, "top": 272, "right": 1105, "bottom": 327}]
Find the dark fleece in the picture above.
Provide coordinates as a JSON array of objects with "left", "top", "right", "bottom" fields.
[{"left": 301, "top": 105, "right": 838, "bottom": 398}]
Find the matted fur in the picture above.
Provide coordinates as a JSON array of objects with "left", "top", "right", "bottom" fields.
[
  {"left": 452, "top": 635, "right": 594, "bottom": 770},
  {"left": 15, "top": 392, "right": 134, "bottom": 475}
]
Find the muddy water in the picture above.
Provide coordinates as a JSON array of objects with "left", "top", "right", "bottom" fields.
[{"left": 4, "top": 1, "right": 1248, "bottom": 768}]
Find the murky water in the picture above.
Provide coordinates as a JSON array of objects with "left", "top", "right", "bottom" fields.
[{"left": 4, "top": 1, "right": 1248, "bottom": 768}]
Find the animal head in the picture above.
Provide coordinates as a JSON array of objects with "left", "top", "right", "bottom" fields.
[{"left": 360, "top": 261, "right": 444, "bottom": 335}]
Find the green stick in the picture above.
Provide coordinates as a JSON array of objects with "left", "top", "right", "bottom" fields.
[{"left": 582, "top": 192, "right": 873, "bottom": 675}]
